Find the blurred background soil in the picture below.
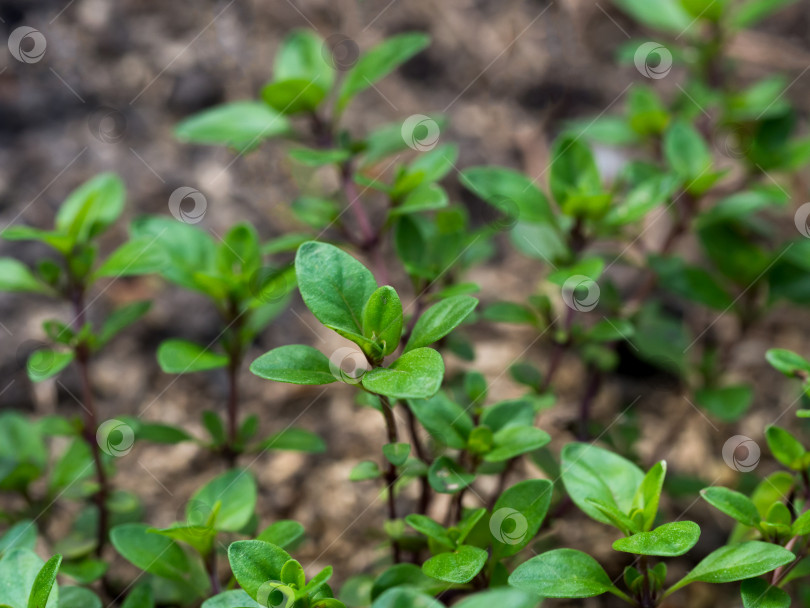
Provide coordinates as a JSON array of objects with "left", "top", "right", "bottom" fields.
[{"left": 2, "top": 0, "right": 810, "bottom": 606}]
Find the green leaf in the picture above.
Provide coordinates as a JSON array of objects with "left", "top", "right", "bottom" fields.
[
  {"left": 349, "top": 461, "right": 381, "bottom": 481},
  {"left": 175, "top": 102, "right": 291, "bottom": 152},
  {"left": 549, "top": 135, "right": 607, "bottom": 218},
  {"left": 58, "top": 587, "right": 100, "bottom": 608},
  {"left": 460, "top": 166, "right": 556, "bottom": 226},
  {"left": 509, "top": 549, "right": 618, "bottom": 598},
  {"left": 157, "top": 339, "right": 229, "bottom": 374},
  {"left": 121, "top": 584, "right": 154, "bottom": 608},
  {"left": 48, "top": 438, "right": 93, "bottom": 495},
  {"left": 740, "top": 577, "right": 791, "bottom": 608},
  {"left": 404, "top": 295, "right": 478, "bottom": 352},
  {"left": 695, "top": 385, "right": 753, "bottom": 422},
  {"left": 765, "top": 425, "right": 806, "bottom": 469},
  {"left": 766, "top": 348, "right": 810, "bottom": 378},
  {"left": 648, "top": 255, "right": 734, "bottom": 310},
  {"left": 383, "top": 443, "right": 410, "bottom": 467},
  {"left": 57, "top": 559, "right": 107, "bottom": 584},
  {"left": 257, "top": 521, "right": 305, "bottom": 550},
  {"left": 408, "top": 392, "right": 473, "bottom": 450},
  {"left": 422, "top": 545, "right": 487, "bottom": 584},
  {"left": 732, "top": 0, "right": 799, "bottom": 28},
  {"left": 603, "top": 174, "right": 679, "bottom": 227},
  {"left": 613, "top": 521, "right": 700, "bottom": 556},
  {"left": 98, "top": 301, "right": 151, "bottom": 346},
  {"left": 110, "top": 524, "right": 190, "bottom": 583},
  {"left": 56, "top": 173, "right": 125, "bottom": 242},
  {"left": 561, "top": 442, "right": 644, "bottom": 526},
  {"left": 189, "top": 469, "right": 256, "bottom": 532},
  {"left": 27, "top": 554, "right": 61, "bottom": 608},
  {"left": 391, "top": 184, "right": 449, "bottom": 216},
  {"left": 362, "top": 286, "right": 403, "bottom": 358},
  {"left": 453, "top": 589, "right": 537, "bottom": 608},
  {"left": 701, "top": 487, "right": 761, "bottom": 527},
  {"left": 362, "top": 348, "right": 444, "bottom": 399},
  {"left": 27, "top": 350, "right": 74, "bottom": 383},
  {"left": 482, "top": 302, "right": 537, "bottom": 325},
  {"left": 405, "top": 514, "right": 455, "bottom": 549},
  {"left": 93, "top": 237, "right": 166, "bottom": 278},
  {"left": 667, "top": 541, "right": 795, "bottom": 595},
  {"left": 201, "top": 590, "right": 261, "bottom": 608},
  {"left": 250, "top": 345, "right": 336, "bottom": 385},
  {"left": 484, "top": 426, "right": 551, "bottom": 462},
  {"left": 287, "top": 147, "right": 350, "bottom": 167},
  {"left": 631, "top": 460, "right": 666, "bottom": 531},
  {"left": 0, "top": 522, "right": 37, "bottom": 557},
  {"left": 664, "top": 121, "right": 712, "bottom": 183},
  {"left": 295, "top": 241, "right": 378, "bottom": 340},
  {"left": 261, "top": 79, "right": 328, "bottom": 115},
  {"left": 612, "top": 0, "right": 693, "bottom": 33},
  {"left": 0, "top": 259, "right": 52, "bottom": 295},
  {"left": 371, "top": 588, "right": 443, "bottom": 608},
  {"left": 1, "top": 227, "right": 73, "bottom": 253},
  {"left": 257, "top": 428, "right": 326, "bottom": 453},
  {"left": 227, "top": 541, "right": 291, "bottom": 600},
  {"left": 428, "top": 456, "right": 474, "bottom": 494},
  {"left": 585, "top": 499, "right": 639, "bottom": 534},
  {"left": 491, "top": 479, "right": 553, "bottom": 557},
  {"left": 337, "top": 33, "right": 430, "bottom": 111}
]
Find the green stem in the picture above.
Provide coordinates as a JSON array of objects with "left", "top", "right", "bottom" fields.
[{"left": 379, "top": 395, "right": 401, "bottom": 563}]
